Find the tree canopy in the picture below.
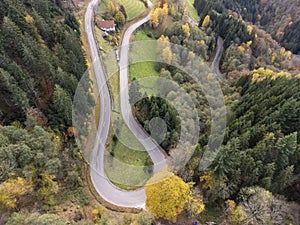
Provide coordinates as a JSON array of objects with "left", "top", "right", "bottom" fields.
[{"left": 145, "top": 171, "right": 199, "bottom": 222}]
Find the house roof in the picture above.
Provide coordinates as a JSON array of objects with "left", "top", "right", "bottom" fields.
[{"left": 96, "top": 20, "right": 115, "bottom": 29}]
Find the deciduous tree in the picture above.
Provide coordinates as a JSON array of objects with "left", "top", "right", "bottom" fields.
[
  {"left": 114, "top": 11, "right": 125, "bottom": 26},
  {"left": 182, "top": 23, "right": 190, "bottom": 39},
  {"left": 145, "top": 171, "right": 192, "bottom": 222},
  {"left": 202, "top": 15, "right": 210, "bottom": 28},
  {"left": 150, "top": 9, "right": 159, "bottom": 28},
  {"left": 0, "top": 177, "right": 33, "bottom": 211},
  {"left": 106, "top": 1, "right": 115, "bottom": 17}
]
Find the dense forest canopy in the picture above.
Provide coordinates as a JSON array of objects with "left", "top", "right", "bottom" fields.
[
  {"left": 0, "top": 0, "right": 93, "bottom": 128},
  {"left": 0, "top": 0, "right": 95, "bottom": 224},
  {"left": 194, "top": 0, "right": 300, "bottom": 54}
]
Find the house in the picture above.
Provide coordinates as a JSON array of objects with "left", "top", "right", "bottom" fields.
[{"left": 96, "top": 20, "right": 116, "bottom": 32}]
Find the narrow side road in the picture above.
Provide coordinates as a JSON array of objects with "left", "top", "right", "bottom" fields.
[{"left": 211, "top": 36, "right": 230, "bottom": 85}]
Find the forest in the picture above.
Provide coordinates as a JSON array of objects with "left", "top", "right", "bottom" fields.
[
  {"left": 193, "top": 0, "right": 300, "bottom": 54},
  {"left": 0, "top": 0, "right": 92, "bottom": 127}
]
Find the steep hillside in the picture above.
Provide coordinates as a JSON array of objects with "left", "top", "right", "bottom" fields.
[
  {"left": 0, "top": 0, "right": 92, "bottom": 128},
  {"left": 0, "top": 1, "right": 97, "bottom": 224}
]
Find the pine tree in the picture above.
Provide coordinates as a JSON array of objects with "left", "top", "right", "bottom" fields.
[{"left": 52, "top": 85, "right": 72, "bottom": 126}]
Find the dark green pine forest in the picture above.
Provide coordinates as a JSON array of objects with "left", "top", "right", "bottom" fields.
[
  {"left": 0, "top": 0, "right": 95, "bottom": 224},
  {"left": 0, "top": 0, "right": 91, "bottom": 127}
]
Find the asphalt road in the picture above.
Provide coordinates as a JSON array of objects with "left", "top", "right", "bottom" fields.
[
  {"left": 85, "top": 0, "right": 166, "bottom": 209},
  {"left": 119, "top": 1, "right": 167, "bottom": 174}
]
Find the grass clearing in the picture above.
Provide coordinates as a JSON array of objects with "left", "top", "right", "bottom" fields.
[
  {"left": 98, "top": 0, "right": 145, "bottom": 21},
  {"left": 129, "top": 29, "right": 159, "bottom": 95},
  {"left": 130, "top": 62, "right": 158, "bottom": 80},
  {"left": 104, "top": 72, "right": 153, "bottom": 190},
  {"left": 104, "top": 122, "right": 152, "bottom": 190},
  {"left": 184, "top": 0, "right": 200, "bottom": 22},
  {"left": 117, "top": 0, "right": 145, "bottom": 21}
]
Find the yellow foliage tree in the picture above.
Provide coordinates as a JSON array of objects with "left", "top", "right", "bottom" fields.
[
  {"left": 145, "top": 171, "right": 192, "bottom": 222},
  {"left": 188, "top": 51, "right": 195, "bottom": 64},
  {"left": 271, "top": 52, "right": 277, "bottom": 63},
  {"left": 162, "top": 3, "right": 168, "bottom": 17},
  {"left": 0, "top": 177, "right": 33, "bottom": 211},
  {"left": 150, "top": 8, "right": 159, "bottom": 28},
  {"left": 280, "top": 47, "right": 286, "bottom": 56},
  {"left": 25, "top": 14, "right": 34, "bottom": 24},
  {"left": 252, "top": 68, "right": 292, "bottom": 82},
  {"left": 162, "top": 46, "right": 173, "bottom": 64},
  {"left": 106, "top": 0, "right": 116, "bottom": 17},
  {"left": 202, "top": 15, "right": 210, "bottom": 28},
  {"left": 186, "top": 198, "right": 205, "bottom": 218},
  {"left": 228, "top": 205, "right": 248, "bottom": 225},
  {"left": 247, "top": 25, "right": 253, "bottom": 34},
  {"left": 182, "top": 23, "right": 190, "bottom": 39},
  {"left": 92, "top": 205, "right": 107, "bottom": 222},
  {"left": 37, "top": 173, "right": 59, "bottom": 206},
  {"left": 238, "top": 45, "right": 245, "bottom": 53},
  {"left": 158, "top": 35, "right": 170, "bottom": 42},
  {"left": 226, "top": 199, "right": 236, "bottom": 210},
  {"left": 200, "top": 170, "right": 214, "bottom": 189},
  {"left": 114, "top": 11, "right": 125, "bottom": 25},
  {"left": 285, "top": 51, "right": 292, "bottom": 60},
  {"left": 25, "top": 14, "right": 46, "bottom": 48},
  {"left": 246, "top": 40, "right": 252, "bottom": 47}
]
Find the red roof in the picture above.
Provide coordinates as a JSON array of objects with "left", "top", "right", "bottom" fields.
[{"left": 96, "top": 20, "right": 115, "bottom": 29}]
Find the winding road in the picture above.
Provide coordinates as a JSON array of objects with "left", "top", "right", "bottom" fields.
[
  {"left": 85, "top": 0, "right": 166, "bottom": 209},
  {"left": 119, "top": 2, "right": 167, "bottom": 173}
]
